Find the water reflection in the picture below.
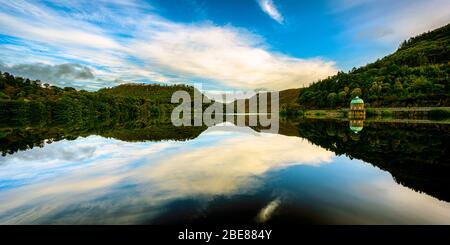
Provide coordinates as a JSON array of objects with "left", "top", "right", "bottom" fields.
[
  {"left": 294, "top": 119, "right": 450, "bottom": 202},
  {"left": 0, "top": 124, "right": 335, "bottom": 224},
  {"left": 0, "top": 118, "right": 449, "bottom": 224},
  {"left": 136, "top": 126, "right": 333, "bottom": 198},
  {"left": 349, "top": 119, "right": 364, "bottom": 134}
]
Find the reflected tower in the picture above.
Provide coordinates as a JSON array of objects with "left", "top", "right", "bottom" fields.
[
  {"left": 349, "top": 96, "right": 365, "bottom": 135},
  {"left": 349, "top": 119, "right": 364, "bottom": 134}
]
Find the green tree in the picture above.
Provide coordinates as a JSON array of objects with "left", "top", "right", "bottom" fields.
[
  {"left": 337, "top": 91, "right": 347, "bottom": 103},
  {"left": 327, "top": 92, "right": 337, "bottom": 107},
  {"left": 411, "top": 76, "right": 433, "bottom": 93},
  {"left": 394, "top": 80, "right": 404, "bottom": 94},
  {"left": 351, "top": 88, "right": 362, "bottom": 98}
]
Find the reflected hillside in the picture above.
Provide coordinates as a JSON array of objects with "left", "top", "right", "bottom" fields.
[
  {"left": 0, "top": 119, "right": 207, "bottom": 156},
  {"left": 0, "top": 114, "right": 278, "bottom": 156},
  {"left": 288, "top": 119, "right": 450, "bottom": 202},
  {"left": 2, "top": 114, "right": 450, "bottom": 204}
]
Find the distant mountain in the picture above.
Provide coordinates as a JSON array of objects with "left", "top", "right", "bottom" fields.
[{"left": 296, "top": 23, "right": 450, "bottom": 109}]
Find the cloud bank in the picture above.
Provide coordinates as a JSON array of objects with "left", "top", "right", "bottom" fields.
[
  {"left": 0, "top": 63, "right": 94, "bottom": 86},
  {"left": 131, "top": 23, "right": 337, "bottom": 90}
]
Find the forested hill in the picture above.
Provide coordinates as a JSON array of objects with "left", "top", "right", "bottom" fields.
[
  {"left": 297, "top": 23, "right": 450, "bottom": 109},
  {"left": 98, "top": 83, "right": 195, "bottom": 102},
  {"left": 0, "top": 72, "right": 205, "bottom": 127},
  {"left": 98, "top": 83, "right": 215, "bottom": 106},
  {"left": 228, "top": 88, "right": 303, "bottom": 115}
]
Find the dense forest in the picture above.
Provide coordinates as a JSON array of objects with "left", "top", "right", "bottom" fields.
[
  {"left": 0, "top": 72, "right": 213, "bottom": 127},
  {"left": 297, "top": 23, "right": 450, "bottom": 109}
]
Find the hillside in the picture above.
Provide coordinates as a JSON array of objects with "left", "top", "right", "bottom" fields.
[
  {"left": 297, "top": 23, "right": 450, "bottom": 109},
  {"left": 279, "top": 88, "right": 302, "bottom": 105},
  {"left": 228, "top": 88, "right": 302, "bottom": 115},
  {"left": 0, "top": 73, "right": 202, "bottom": 127},
  {"left": 98, "top": 83, "right": 196, "bottom": 103}
]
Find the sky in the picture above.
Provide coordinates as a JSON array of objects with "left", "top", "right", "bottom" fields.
[{"left": 0, "top": 0, "right": 449, "bottom": 91}]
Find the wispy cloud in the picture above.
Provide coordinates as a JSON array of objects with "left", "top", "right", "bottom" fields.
[
  {"left": 334, "top": 0, "right": 450, "bottom": 44},
  {"left": 0, "top": 0, "right": 335, "bottom": 91},
  {"left": 330, "top": 0, "right": 376, "bottom": 13},
  {"left": 257, "top": 0, "right": 284, "bottom": 24}
]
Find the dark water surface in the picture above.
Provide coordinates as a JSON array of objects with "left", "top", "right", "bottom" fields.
[{"left": 0, "top": 119, "right": 449, "bottom": 224}]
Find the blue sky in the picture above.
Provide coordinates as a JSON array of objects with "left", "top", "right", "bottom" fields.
[{"left": 0, "top": 0, "right": 449, "bottom": 91}]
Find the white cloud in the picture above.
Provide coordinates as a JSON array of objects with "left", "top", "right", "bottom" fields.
[
  {"left": 0, "top": 0, "right": 336, "bottom": 91},
  {"left": 131, "top": 22, "right": 337, "bottom": 90},
  {"left": 257, "top": 0, "right": 284, "bottom": 24}
]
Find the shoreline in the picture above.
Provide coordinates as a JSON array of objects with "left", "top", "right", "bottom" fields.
[{"left": 299, "top": 107, "right": 450, "bottom": 121}]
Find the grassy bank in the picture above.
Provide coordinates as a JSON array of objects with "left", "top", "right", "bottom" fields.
[
  {"left": 303, "top": 109, "right": 346, "bottom": 119},
  {"left": 364, "top": 107, "right": 450, "bottom": 120},
  {"left": 300, "top": 107, "right": 450, "bottom": 120}
]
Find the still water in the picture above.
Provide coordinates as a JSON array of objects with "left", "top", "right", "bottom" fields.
[{"left": 0, "top": 119, "right": 449, "bottom": 224}]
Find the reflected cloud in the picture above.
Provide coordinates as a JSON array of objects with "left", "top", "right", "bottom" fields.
[
  {"left": 1, "top": 124, "right": 449, "bottom": 224},
  {"left": 138, "top": 131, "right": 334, "bottom": 198},
  {"left": 256, "top": 198, "right": 281, "bottom": 223},
  {"left": 202, "top": 122, "right": 261, "bottom": 136},
  {"left": 0, "top": 125, "right": 333, "bottom": 224}
]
